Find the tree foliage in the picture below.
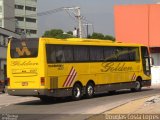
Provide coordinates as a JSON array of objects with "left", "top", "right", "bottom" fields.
[
  {"left": 43, "top": 29, "right": 74, "bottom": 39},
  {"left": 43, "top": 29, "right": 115, "bottom": 41},
  {"left": 89, "top": 32, "right": 115, "bottom": 41}
]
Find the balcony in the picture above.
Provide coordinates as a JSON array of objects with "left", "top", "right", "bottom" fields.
[{"left": 15, "top": 0, "right": 37, "bottom": 7}]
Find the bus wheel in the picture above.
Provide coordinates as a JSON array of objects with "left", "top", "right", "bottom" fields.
[
  {"left": 131, "top": 79, "right": 142, "bottom": 92},
  {"left": 72, "top": 83, "right": 82, "bottom": 100},
  {"left": 86, "top": 83, "right": 94, "bottom": 98}
]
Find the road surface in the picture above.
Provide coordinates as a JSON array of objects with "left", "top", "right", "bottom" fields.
[{"left": 0, "top": 87, "right": 159, "bottom": 120}]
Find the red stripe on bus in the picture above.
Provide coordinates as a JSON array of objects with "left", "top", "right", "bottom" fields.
[
  {"left": 131, "top": 73, "right": 136, "bottom": 81},
  {"left": 63, "top": 67, "right": 74, "bottom": 87},
  {"left": 66, "top": 68, "right": 76, "bottom": 87},
  {"left": 68, "top": 71, "right": 77, "bottom": 87},
  {"left": 131, "top": 73, "right": 135, "bottom": 81}
]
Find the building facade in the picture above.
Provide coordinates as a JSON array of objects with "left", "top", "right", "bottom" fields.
[
  {"left": 0, "top": 0, "right": 38, "bottom": 38},
  {"left": 0, "top": 0, "right": 38, "bottom": 81},
  {"left": 0, "top": 0, "right": 15, "bottom": 32},
  {"left": 15, "top": 0, "right": 38, "bottom": 38},
  {"left": 0, "top": 28, "right": 20, "bottom": 81}
]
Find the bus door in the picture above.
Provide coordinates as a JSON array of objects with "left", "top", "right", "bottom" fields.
[{"left": 141, "top": 47, "right": 151, "bottom": 76}]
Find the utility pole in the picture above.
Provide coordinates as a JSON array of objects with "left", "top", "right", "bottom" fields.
[
  {"left": 64, "top": 7, "right": 82, "bottom": 38},
  {"left": 83, "top": 23, "right": 93, "bottom": 38},
  {"left": 77, "top": 7, "right": 82, "bottom": 38}
]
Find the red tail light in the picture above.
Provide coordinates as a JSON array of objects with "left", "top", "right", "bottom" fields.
[
  {"left": 7, "top": 78, "right": 10, "bottom": 86},
  {"left": 41, "top": 77, "right": 45, "bottom": 86}
]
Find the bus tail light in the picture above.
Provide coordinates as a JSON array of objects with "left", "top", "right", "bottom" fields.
[
  {"left": 7, "top": 78, "right": 10, "bottom": 86},
  {"left": 41, "top": 77, "right": 45, "bottom": 86}
]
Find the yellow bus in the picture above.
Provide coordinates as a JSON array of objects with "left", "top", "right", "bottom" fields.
[{"left": 7, "top": 38, "right": 151, "bottom": 101}]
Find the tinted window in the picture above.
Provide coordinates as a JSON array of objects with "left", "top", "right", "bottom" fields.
[
  {"left": 128, "top": 47, "right": 140, "bottom": 61},
  {"left": 141, "top": 47, "right": 149, "bottom": 58},
  {"left": 46, "top": 45, "right": 73, "bottom": 63},
  {"left": 117, "top": 47, "right": 129, "bottom": 61},
  {"left": 104, "top": 47, "right": 117, "bottom": 61},
  {"left": 10, "top": 38, "right": 39, "bottom": 58},
  {"left": 63, "top": 46, "right": 73, "bottom": 62},
  {"left": 46, "top": 45, "right": 140, "bottom": 63},
  {"left": 90, "top": 46, "right": 104, "bottom": 61},
  {"left": 74, "top": 46, "right": 89, "bottom": 62}
]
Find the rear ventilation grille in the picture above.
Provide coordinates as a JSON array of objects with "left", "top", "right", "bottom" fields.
[{"left": 50, "top": 76, "right": 58, "bottom": 89}]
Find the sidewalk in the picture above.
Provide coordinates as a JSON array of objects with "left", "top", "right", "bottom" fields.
[
  {"left": 87, "top": 84, "right": 160, "bottom": 120},
  {"left": 105, "top": 95, "right": 160, "bottom": 114},
  {"left": 104, "top": 84, "right": 160, "bottom": 114}
]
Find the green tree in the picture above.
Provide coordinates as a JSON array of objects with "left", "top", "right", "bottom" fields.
[
  {"left": 104, "top": 35, "right": 115, "bottom": 41},
  {"left": 90, "top": 32, "right": 105, "bottom": 39},
  {"left": 43, "top": 29, "right": 75, "bottom": 39},
  {"left": 67, "top": 31, "right": 73, "bottom": 35},
  {"left": 89, "top": 32, "right": 115, "bottom": 41}
]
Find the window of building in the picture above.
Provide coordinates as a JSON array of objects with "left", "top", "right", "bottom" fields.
[
  {"left": 25, "top": 6, "right": 36, "bottom": 11},
  {"left": 29, "top": 30, "right": 37, "bottom": 34},
  {"left": 0, "top": 19, "right": 2, "bottom": 27},
  {"left": 0, "top": 6, "right": 2, "bottom": 13},
  {"left": 16, "top": 17, "right": 24, "bottom": 21},
  {"left": 15, "top": 5, "right": 24, "bottom": 10},
  {"left": 26, "top": 18, "right": 36, "bottom": 23},
  {"left": 31, "top": 0, "right": 37, "bottom": 2}
]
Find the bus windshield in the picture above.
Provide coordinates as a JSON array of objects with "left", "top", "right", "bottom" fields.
[{"left": 10, "top": 38, "right": 39, "bottom": 58}]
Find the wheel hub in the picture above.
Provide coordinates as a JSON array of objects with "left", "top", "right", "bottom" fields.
[{"left": 87, "top": 85, "right": 93, "bottom": 96}]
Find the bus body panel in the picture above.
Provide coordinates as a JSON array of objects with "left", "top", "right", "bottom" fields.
[
  {"left": 7, "top": 38, "right": 151, "bottom": 97},
  {"left": 7, "top": 38, "right": 46, "bottom": 90}
]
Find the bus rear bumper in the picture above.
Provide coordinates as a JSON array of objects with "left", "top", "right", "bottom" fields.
[{"left": 7, "top": 88, "right": 72, "bottom": 97}]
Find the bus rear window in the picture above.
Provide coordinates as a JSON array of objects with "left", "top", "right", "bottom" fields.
[{"left": 10, "top": 38, "right": 39, "bottom": 58}]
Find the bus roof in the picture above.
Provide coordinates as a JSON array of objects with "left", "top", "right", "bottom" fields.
[{"left": 40, "top": 37, "right": 145, "bottom": 47}]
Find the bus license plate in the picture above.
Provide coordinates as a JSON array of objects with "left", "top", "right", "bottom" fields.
[{"left": 22, "top": 82, "right": 28, "bottom": 86}]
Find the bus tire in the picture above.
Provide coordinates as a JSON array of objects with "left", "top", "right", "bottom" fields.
[
  {"left": 72, "top": 83, "right": 82, "bottom": 100},
  {"left": 131, "top": 79, "right": 142, "bottom": 92},
  {"left": 86, "top": 82, "right": 94, "bottom": 98}
]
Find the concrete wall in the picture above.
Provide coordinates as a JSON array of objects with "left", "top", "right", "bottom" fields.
[
  {"left": 3, "top": 0, "right": 15, "bottom": 32},
  {"left": 0, "top": 47, "right": 6, "bottom": 59},
  {"left": 114, "top": 4, "right": 160, "bottom": 85},
  {"left": 151, "top": 66, "right": 160, "bottom": 84},
  {"left": 151, "top": 53, "right": 160, "bottom": 66},
  {"left": 114, "top": 5, "right": 149, "bottom": 45},
  {"left": 114, "top": 4, "right": 160, "bottom": 47}
]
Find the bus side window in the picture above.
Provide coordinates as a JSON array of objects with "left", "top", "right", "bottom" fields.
[
  {"left": 50, "top": 51, "right": 56, "bottom": 62},
  {"left": 56, "top": 50, "right": 65, "bottom": 63},
  {"left": 104, "top": 47, "right": 117, "bottom": 61}
]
